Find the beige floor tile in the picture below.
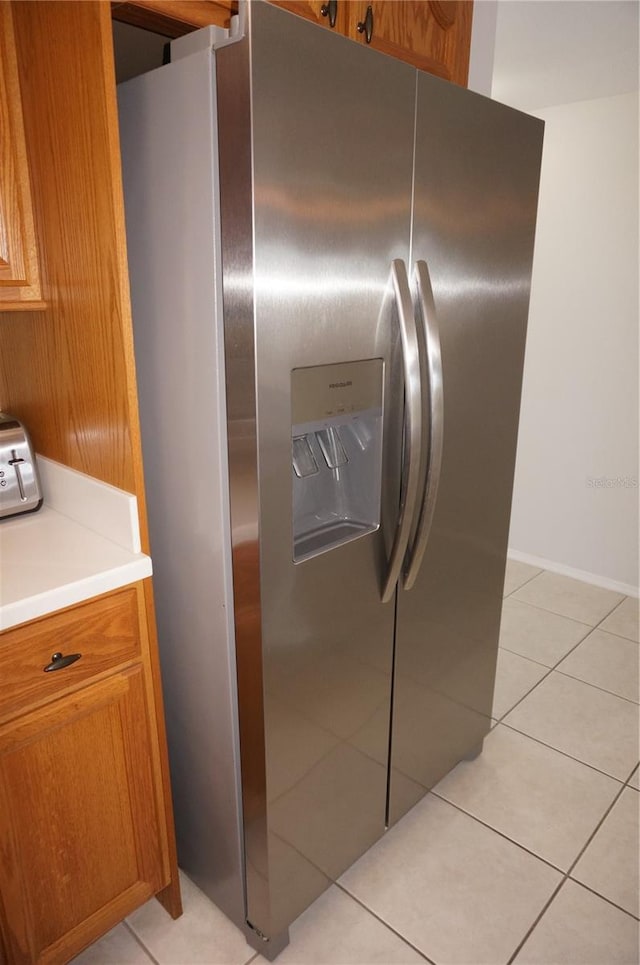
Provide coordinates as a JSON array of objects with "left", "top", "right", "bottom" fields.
[
  {"left": 513, "top": 879, "right": 639, "bottom": 964},
  {"left": 434, "top": 725, "right": 620, "bottom": 870},
  {"left": 630, "top": 766, "right": 640, "bottom": 790},
  {"left": 492, "top": 649, "right": 549, "bottom": 718},
  {"left": 504, "top": 560, "right": 543, "bottom": 596},
  {"left": 558, "top": 629, "right": 640, "bottom": 703},
  {"left": 512, "top": 571, "right": 624, "bottom": 625},
  {"left": 71, "top": 924, "right": 153, "bottom": 964},
  {"left": 504, "top": 671, "right": 640, "bottom": 780},
  {"left": 599, "top": 596, "right": 640, "bottom": 642},
  {"left": 339, "top": 793, "right": 561, "bottom": 965},
  {"left": 126, "top": 872, "right": 254, "bottom": 965},
  {"left": 500, "top": 599, "right": 591, "bottom": 667},
  {"left": 255, "top": 886, "right": 424, "bottom": 964},
  {"left": 572, "top": 787, "right": 640, "bottom": 916}
]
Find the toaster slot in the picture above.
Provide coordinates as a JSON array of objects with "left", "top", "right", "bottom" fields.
[{"left": 0, "top": 413, "right": 43, "bottom": 519}]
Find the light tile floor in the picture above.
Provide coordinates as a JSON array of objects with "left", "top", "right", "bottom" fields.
[{"left": 74, "top": 562, "right": 639, "bottom": 965}]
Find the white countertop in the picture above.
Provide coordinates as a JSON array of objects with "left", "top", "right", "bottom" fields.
[{"left": 0, "top": 457, "right": 152, "bottom": 631}]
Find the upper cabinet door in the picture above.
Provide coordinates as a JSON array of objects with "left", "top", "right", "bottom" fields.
[
  {"left": 346, "top": 1, "right": 473, "bottom": 85},
  {"left": 269, "top": 1, "right": 348, "bottom": 34},
  {"left": 111, "top": 2, "right": 473, "bottom": 85},
  {"left": 0, "top": 3, "right": 44, "bottom": 310}
]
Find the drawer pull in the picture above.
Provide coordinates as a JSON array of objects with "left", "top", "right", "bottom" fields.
[{"left": 43, "top": 652, "right": 82, "bottom": 672}]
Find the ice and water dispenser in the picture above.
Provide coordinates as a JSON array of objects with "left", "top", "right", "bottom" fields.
[{"left": 291, "top": 359, "right": 384, "bottom": 563}]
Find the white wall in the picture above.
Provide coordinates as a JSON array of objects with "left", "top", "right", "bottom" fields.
[
  {"left": 467, "top": 0, "right": 498, "bottom": 97},
  {"left": 508, "top": 90, "right": 639, "bottom": 594}
]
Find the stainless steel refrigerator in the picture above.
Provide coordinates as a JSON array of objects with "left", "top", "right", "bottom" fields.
[{"left": 118, "top": 2, "right": 543, "bottom": 957}]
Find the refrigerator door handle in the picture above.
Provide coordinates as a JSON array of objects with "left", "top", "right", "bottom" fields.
[
  {"left": 403, "top": 258, "right": 444, "bottom": 590},
  {"left": 381, "top": 259, "right": 423, "bottom": 603}
]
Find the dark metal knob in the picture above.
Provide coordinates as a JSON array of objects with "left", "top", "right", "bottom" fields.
[
  {"left": 356, "top": 4, "right": 374, "bottom": 43},
  {"left": 320, "top": 0, "right": 338, "bottom": 28},
  {"left": 44, "top": 651, "right": 82, "bottom": 672}
]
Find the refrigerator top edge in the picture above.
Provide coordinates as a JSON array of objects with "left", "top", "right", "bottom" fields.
[{"left": 166, "top": 0, "right": 544, "bottom": 136}]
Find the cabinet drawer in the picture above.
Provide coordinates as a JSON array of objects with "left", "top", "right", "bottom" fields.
[{"left": 0, "top": 587, "right": 142, "bottom": 719}]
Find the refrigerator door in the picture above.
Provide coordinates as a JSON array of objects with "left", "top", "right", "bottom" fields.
[
  {"left": 388, "top": 75, "right": 544, "bottom": 825},
  {"left": 215, "top": 1, "right": 417, "bottom": 944}
]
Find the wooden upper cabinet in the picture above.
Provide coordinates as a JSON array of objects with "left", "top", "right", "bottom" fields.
[
  {"left": 0, "top": 3, "right": 44, "bottom": 310},
  {"left": 269, "top": 1, "right": 348, "bottom": 34},
  {"left": 111, "top": 1, "right": 473, "bottom": 86},
  {"left": 346, "top": 1, "right": 473, "bottom": 85},
  {"left": 111, "top": 0, "right": 235, "bottom": 35}
]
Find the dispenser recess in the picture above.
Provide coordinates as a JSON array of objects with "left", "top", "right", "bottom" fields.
[{"left": 291, "top": 359, "right": 384, "bottom": 562}]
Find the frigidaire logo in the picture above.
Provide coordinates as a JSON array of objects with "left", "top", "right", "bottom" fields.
[{"left": 329, "top": 380, "right": 352, "bottom": 389}]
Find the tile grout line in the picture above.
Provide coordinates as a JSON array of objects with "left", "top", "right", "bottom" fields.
[
  {"left": 594, "top": 627, "right": 640, "bottom": 645},
  {"left": 498, "top": 604, "right": 592, "bottom": 671},
  {"left": 432, "top": 778, "right": 640, "bottom": 924},
  {"left": 553, "top": 666, "right": 640, "bottom": 706},
  {"left": 123, "top": 920, "right": 161, "bottom": 965},
  {"left": 498, "top": 643, "right": 558, "bottom": 670},
  {"left": 495, "top": 591, "right": 638, "bottom": 721},
  {"left": 590, "top": 597, "right": 637, "bottom": 629},
  {"left": 564, "top": 779, "right": 637, "bottom": 882},
  {"left": 495, "top": 660, "right": 557, "bottom": 722},
  {"left": 507, "top": 584, "right": 628, "bottom": 629},
  {"left": 505, "top": 877, "right": 567, "bottom": 965},
  {"left": 125, "top": 915, "right": 261, "bottom": 965},
  {"left": 428, "top": 789, "right": 568, "bottom": 876},
  {"left": 506, "top": 777, "right": 639, "bottom": 964},
  {"left": 503, "top": 595, "right": 592, "bottom": 630},
  {"left": 503, "top": 569, "right": 544, "bottom": 599},
  {"left": 498, "top": 719, "right": 632, "bottom": 783},
  {"left": 122, "top": 567, "right": 635, "bottom": 965},
  {"left": 333, "top": 881, "right": 437, "bottom": 965},
  {"left": 564, "top": 876, "right": 640, "bottom": 923},
  {"left": 497, "top": 649, "right": 640, "bottom": 719}
]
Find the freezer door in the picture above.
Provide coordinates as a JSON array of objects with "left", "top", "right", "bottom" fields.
[
  {"left": 389, "top": 76, "right": 544, "bottom": 825},
  {"left": 215, "top": 2, "right": 417, "bottom": 944}
]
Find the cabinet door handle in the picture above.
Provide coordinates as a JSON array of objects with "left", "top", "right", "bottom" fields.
[
  {"left": 43, "top": 651, "right": 82, "bottom": 672},
  {"left": 356, "top": 4, "right": 374, "bottom": 43},
  {"left": 320, "top": 0, "right": 338, "bottom": 28}
]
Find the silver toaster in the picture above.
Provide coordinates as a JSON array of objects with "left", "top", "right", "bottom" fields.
[{"left": 0, "top": 412, "right": 43, "bottom": 519}]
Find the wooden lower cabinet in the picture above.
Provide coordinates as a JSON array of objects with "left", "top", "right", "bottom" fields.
[{"left": 0, "top": 588, "right": 175, "bottom": 965}]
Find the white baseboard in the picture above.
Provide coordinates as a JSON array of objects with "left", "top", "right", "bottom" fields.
[{"left": 507, "top": 548, "right": 639, "bottom": 599}]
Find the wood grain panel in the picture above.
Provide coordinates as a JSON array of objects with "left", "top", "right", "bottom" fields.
[
  {"left": 138, "top": 575, "right": 183, "bottom": 919},
  {"left": 0, "top": 4, "right": 44, "bottom": 309},
  {"left": 347, "top": 0, "right": 473, "bottom": 86},
  {"left": 0, "top": 3, "right": 182, "bottom": 938},
  {"left": 111, "top": 0, "right": 235, "bottom": 35},
  {"left": 0, "top": 1, "right": 139, "bottom": 493},
  {"left": 269, "top": 0, "right": 348, "bottom": 33},
  {"left": 0, "top": 667, "right": 163, "bottom": 964},
  {"left": 0, "top": 587, "right": 140, "bottom": 721}
]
